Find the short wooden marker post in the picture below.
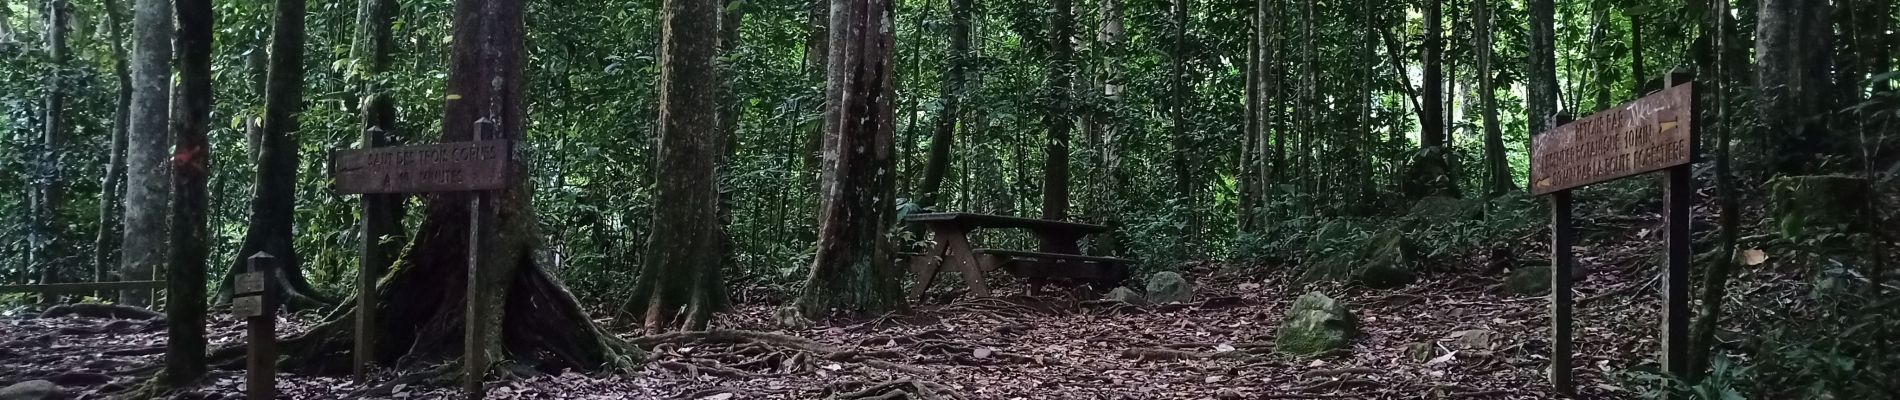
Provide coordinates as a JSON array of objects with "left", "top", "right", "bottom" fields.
[
  {"left": 1532, "top": 80, "right": 1696, "bottom": 397},
  {"left": 236, "top": 252, "right": 280, "bottom": 400}
]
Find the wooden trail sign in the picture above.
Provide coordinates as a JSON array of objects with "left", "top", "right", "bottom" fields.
[
  {"left": 330, "top": 137, "right": 515, "bottom": 392},
  {"left": 1531, "top": 83, "right": 1693, "bottom": 195},
  {"left": 1535, "top": 78, "right": 1696, "bottom": 397},
  {"left": 333, "top": 140, "right": 513, "bottom": 194},
  {"left": 241, "top": 252, "right": 280, "bottom": 400}
]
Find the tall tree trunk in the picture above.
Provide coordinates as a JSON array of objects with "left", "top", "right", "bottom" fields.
[
  {"left": 222, "top": 0, "right": 329, "bottom": 309},
  {"left": 93, "top": 0, "right": 131, "bottom": 294},
  {"left": 625, "top": 0, "right": 726, "bottom": 333},
  {"left": 709, "top": 0, "right": 744, "bottom": 330},
  {"left": 29, "top": 0, "right": 69, "bottom": 293},
  {"left": 162, "top": 0, "right": 213, "bottom": 385},
  {"left": 0, "top": 0, "right": 12, "bottom": 43},
  {"left": 1688, "top": 0, "right": 1741, "bottom": 382},
  {"left": 1476, "top": 0, "right": 1511, "bottom": 195},
  {"left": 809, "top": 0, "right": 836, "bottom": 212},
  {"left": 1526, "top": 0, "right": 1559, "bottom": 138},
  {"left": 1755, "top": 0, "right": 1835, "bottom": 174},
  {"left": 1630, "top": 7, "right": 1648, "bottom": 90},
  {"left": 275, "top": 0, "right": 632, "bottom": 376},
  {"left": 119, "top": 0, "right": 172, "bottom": 306},
  {"left": 798, "top": 0, "right": 904, "bottom": 317},
  {"left": 1589, "top": 6, "right": 1613, "bottom": 111},
  {"left": 1168, "top": 0, "right": 1193, "bottom": 242},
  {"left": 1091, "top": 0, "right": 1125, "bottom": 254},
  {"left": 1421, "top": 0, "right": 1445, "bottom": 148},
  {"left": 917, "top": 0, "right": 971, "bottom": 211},
  {"left": 1040, "top": 0, "right": 1075, "bottom": 228},
  {"left": 1240, "top": 0, "right": 1262, "bottom": 231}
]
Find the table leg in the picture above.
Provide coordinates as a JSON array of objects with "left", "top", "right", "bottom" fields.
[
  {"left": 931, "top": 226, "right": 991, "bottom": 297},
  {"left": 907, "top": 240, "right": 949, "bottom": 301}
]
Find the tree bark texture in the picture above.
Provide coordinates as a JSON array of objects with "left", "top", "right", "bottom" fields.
[
  {"left": 1240, "top": 0, "right": 1262, "bottom": 232},
  {"left": 119, "top": 0, "right": 172, "bottom": 305},
  {"left": 1755, "top": 0, "right": 1835, "bottom": 174},
  {"left": 223, "top": 0, "right": 329, "bottom": 310},
  {"left": 626, "top": 0, "right": 726, "bottom": 333},
  {"left": 798, "top": 0, "right": 904, "bottom": 317},
  {"left": 274, "top": 0, "right": 632, "bottom": 376},
  {"left": 163, "top": 0, "right": 214, "bottom": 385},
  {"left": 1526, "top": 0, "right": 1560, "bottom": 138}
]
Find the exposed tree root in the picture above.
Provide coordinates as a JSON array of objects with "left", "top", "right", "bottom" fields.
[
  {"left": 340, "top": 363, "right": 457, "bottom": 399},
  {"left": 633, "top": 329, "right": 918, "bottom": 378},
  {"left": 1121, "top": 343, "right": 1276, "bottom": 362},
  {"left": 1298, "top": 367, "right": 1378, "bottom": 379},
  {"left": 832, "top": 379, "right": 969, "bottom": 400},
  {"left": 1296, "top": 378, "right": 1381, "bottom": 392}
]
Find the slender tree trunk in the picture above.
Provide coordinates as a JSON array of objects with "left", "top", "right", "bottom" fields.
[
  {"left": 1476, "top": 0, "right": 1511, "bottom": 195},
  {"left": 222, "top": 0, "right": 329, "bottom": 310},
  {"left": 707, "top": 0, "right": 744, "bottom": 330},
  {"left": 1527, "top": 0, "right": 1559, "bottom": 141},
  {"left": 1092, "top": 0, "right": 1125, "bottom": 254},
  {"left": 1689, "top": 0, "right": 1740, "bottom": 382},
  {"left": 352, "top": 0, "right": 402, "bottom": 282},
  {"left": 918, "top": 0, "right": 971, "bottom": 211},
  {"left": 1040, "top": 0, "right": 1075, "bottom": 227},
  {"left": 799, "top": 0, "right": 904, "bottom": 316},
  {"left": 1421, "top": 0, "right": 1444, "bottom": 148},
  {"left": 1589, "top": 6, "right": 1612, "bottom": 111},
  {"left": 28, "top": 0, "right": 69, "bottom": 293},
  {"left": 1168, "top": 0, "right": 1195, "bottom": 247},
  {"left": 811, "top": 0, "right": 837, "bottom": 211},
  {"left": 0, "top": 0, "right": 12, "bottom": 43},
  {"left": 1240, "top": 0, "right": 1262, "bottom": 231},
  {"left": 120, "top": 0, "right": 172, "bottom": 306},
  {"left": 626, "top": 0, "right": 725, "bottom": 333},
  {"left": 162, "top": 0, "right": 213, "bottom": 385},
  {"left": 1630, "top": 8, "right": 1648, "bottom": 89},
  {"left": 93, "top": 0, "right": 131, "bottom": 294}
]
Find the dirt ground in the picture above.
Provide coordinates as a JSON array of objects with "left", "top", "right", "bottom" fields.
[{"left": 2, "top": 251, "right": 1686, "bottom": 400}]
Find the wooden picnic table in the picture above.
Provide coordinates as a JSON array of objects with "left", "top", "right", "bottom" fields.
[{"left": 902, "top": 213, "right": 1123, "bottom": 299}]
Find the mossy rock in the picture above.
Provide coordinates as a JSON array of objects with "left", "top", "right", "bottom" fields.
[
  {"left": 1300, "top": 228, "right": 1418, "bottom": 288},
  {"left": 1400, "top": 146, "right": 1462, "bottom": 199},
  {"left": 1770, "top": 175, "right": 1869, "bottom": 242},
  {"left": 1302, "top": 220, "right": 1365, "bottom": 259},
  {"left": 1145, "top": 272, "right": 1193, "bottom": 304},
  {"left": 1105, "top": 286, "right": 1144, "bottom": 304},
  {"left": 1503, "top": 266, "right": 1552, "bottom": 295},
  {"left": 1277, "top": 292, "right": 1357, "bottom": 358}
]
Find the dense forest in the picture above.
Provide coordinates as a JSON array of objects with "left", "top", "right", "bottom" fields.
[{"left": 0, "top": 0, "right": 1893, "bottom": 397}]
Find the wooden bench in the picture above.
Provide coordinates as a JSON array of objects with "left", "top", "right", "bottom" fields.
[{"left": 901, "top": 212, "right": 1131, "bottom": 299}]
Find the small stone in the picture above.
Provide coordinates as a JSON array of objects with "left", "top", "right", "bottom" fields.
[
  {"left": 1275, "top": 292, "right": 1356, "bottom": 358},
  {"left": 0, "top": 380, "right": 61, "bottom": 400},
  {"left": 1145, "top": 272, "right": 1194, "bottom": 304},
  {"left": 1104, "top": 287, "right": 1145, "bottom": 305}
]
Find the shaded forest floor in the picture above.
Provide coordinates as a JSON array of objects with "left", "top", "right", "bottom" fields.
[{"left": 4, "top": 236, "right": 1704, "bottom": 399}]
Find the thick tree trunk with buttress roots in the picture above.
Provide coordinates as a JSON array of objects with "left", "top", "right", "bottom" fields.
[
  {"left": 272, "top": 0, "right": 631, "bottom": 376},
  {"left": 798, "top": 0, "right": 905, "bottom": 317},
  {"left": 221, "top": 0, "right": 332, "bottom": 310},
  {"left": 622, "top": 0, "right": 727, "bottom": 333}
]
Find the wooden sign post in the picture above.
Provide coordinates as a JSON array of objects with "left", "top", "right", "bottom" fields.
[
  {"left": 1531, "top": 78, "right": 1695, "bottom": 396},
  {"left": 236, "top": 252, "right": 279, "bottom": 400},
  {"left": 333, "top": 135, "right": 511, "bottom": 398}
]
